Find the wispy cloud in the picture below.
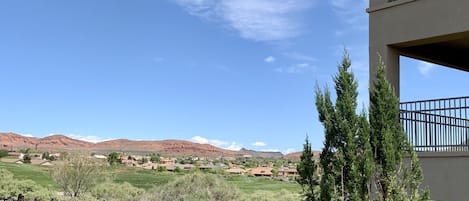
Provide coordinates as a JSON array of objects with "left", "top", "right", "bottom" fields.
[
  {"left": 174, "top": 0, "right": 314, "bottom": 41},
  {"left": 417, "top": 61, "right": 437, "bottom": 76},
  {"left": 252, "top": 141, "right": 267, "bottom": 147},
  {"left": 275, "top": 63, "right": 315, "bottom": 74},
  {"left": 330, "top": 0, "right": 368, "bottom": 34},
  {"left": 282, "top": 52, "right": 317, "bottom": 62},
  {"left": 264, "top": 56, "right": 276, "bottom": 63},
  {"left": 190, "top": 135, "right": 242, "bottom": 151}
]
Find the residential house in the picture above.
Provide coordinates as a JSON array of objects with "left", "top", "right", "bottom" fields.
[
  {"left": 30, "top": 159, "right": 54, "bottom": 166},
  {"left": 226, "top": 167, "right": 246, "bottom": 175},
  {"left": 278, "top": 167, "right": 298, "bottom": 177},
  {"left": 159, "top": 158, "right": 175, "bottom": 165},
  {"left": 250, "top": 167, "right": 273, "bottom": 177}
]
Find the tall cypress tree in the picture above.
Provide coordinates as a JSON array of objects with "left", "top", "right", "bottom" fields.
[
  {"left": 297, "top": 136, "right": 319, "bottom": 201},
  {"left": 316, "top": 51, "right": 371, "bottom": 200},
  {"left": 357, "top": 111, "right": 374, "bottom": 201},
  {"left": 369, "top": 61, "right": 430, "bottom": 201}
]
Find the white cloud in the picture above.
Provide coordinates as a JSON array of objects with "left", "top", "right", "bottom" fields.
[
  {"left": 252, "top": 141, "right": 267, "bottom": 147},
  {"left": 264, "top": 56, "right": 275, "bottom": 63},
  {"left": 225, "top": 142, "right": 243, "bottom": 151},
  {"left": 191, "top": 136, "right": 228, "bottom": 146},
  {"left": 417, "top": 61, "right": 437, "bottom": 76},
  {"left": 68, "top": 134, "right": 112, "bottom": 143},
  {"left": 175, "top": 0, "right": 314, "bottom": 41},
  {"left": 283, "top": 148, "right": 296, "bottom": 154},
  {"left": 275, "top": 63, "right": 315, "bottom": 74},
  {"left": 20, "top": 134, "right": 34, "bottom": 138},
  {"left": 190, "top": 136, "right": 242, "bottom": 151}
]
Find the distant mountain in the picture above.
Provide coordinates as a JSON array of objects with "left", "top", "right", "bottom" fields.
[
  {"left": 0, "top": 132, "right": 93, "bottom": 150},
  {"left": 93, "top": 139, "right": 238, "bottom": 157},
  {"left": 1, "top": 132, "right": 312, "bottom": 158},
  {"left": 283, "top": 150, "right": 321, "bottom": 162},
  {"left": 238, "top": 148, "right": 283, "bottom": 159}
]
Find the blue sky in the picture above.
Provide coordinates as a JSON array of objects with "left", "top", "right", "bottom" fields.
[{"left": 1, "top": 0, "right": 468, "bottom": 153}]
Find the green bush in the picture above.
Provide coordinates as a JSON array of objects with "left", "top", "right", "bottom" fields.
[
  {"left": 157, "top": 166, "right": 166, "bottom": 172},
  {"left": 0, "top": 149, "right": 8, "bottom": 158},
  {"left": 0, "top": 169, "right": 54, "bottom": 200}
]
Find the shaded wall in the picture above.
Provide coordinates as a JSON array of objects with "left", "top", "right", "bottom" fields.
[{"left": 418, "top": 152, "right": 469, "bottom": 201}]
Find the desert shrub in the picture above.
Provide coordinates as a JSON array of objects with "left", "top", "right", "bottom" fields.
[
  {"left": 91, "top": 181, "right": 144, "bottom": 201},
  {"left": 139, "top": 172, "right": 240, "bottom": 201}
]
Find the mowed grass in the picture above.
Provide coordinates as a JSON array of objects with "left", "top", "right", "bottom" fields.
[
  {"left": 0, "top": 162, "right": 300, "bottom": 194},
  {"left": 111, "top": 168, "right": 181, "bottom": 189},
  {"left": 226, "top": 175, "right": 301, "bottom": 194},
  {"left": 0, "top": 162, "right": 58, "bottom": 189}
]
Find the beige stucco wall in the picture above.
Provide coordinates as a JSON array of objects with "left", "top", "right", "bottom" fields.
[
  {"left": 368, "top": 0, "right": 469, "bottom": 96},
  {"left": 418, "top": 152, "right": 469, "bottom": 201}
]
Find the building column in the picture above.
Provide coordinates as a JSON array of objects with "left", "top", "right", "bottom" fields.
[{"left": 369, "top": 44, "right": 400, "bottom": 97}]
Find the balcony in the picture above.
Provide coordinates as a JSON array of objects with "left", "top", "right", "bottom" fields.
[{"left": 400, "top": 96, "right": 469, "bottom": 152}]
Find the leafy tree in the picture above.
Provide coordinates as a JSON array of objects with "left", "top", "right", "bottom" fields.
[
  {"left": 107, "top": 152, "right": 121, "bottom": 165},
  {"left": 316, "top": 51, "right": 371, "bottom": 200},
  {"left": 52, "top": 152, "right": 104, "bottom": 197},
  {"left": 19, "top": 148, "right": 30, "bottom": 154},
  {"left": 42, "top": 152, "right": 49, "bottom": 160},
  {"left": 22, "top": 154, "right": 31, "bottom": 164},
  {"left": 369, "top": 61, "right": 429, "bottom": 201},
  {"left": 0, "top": 149, "right": 8, "bottom": 158},
  {"left": 150, "top": 154, "right": 161, "bottom": 163},
  {"left": 139, "top": 157, "right": 149, "bottom": 164},
  {"left": 296, "top": 136, "right": 319, "bottom": 201}
]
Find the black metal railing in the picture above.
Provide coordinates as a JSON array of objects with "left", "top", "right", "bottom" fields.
[{"left": 400, "top": 96, "right": 469, "bottom": 152}]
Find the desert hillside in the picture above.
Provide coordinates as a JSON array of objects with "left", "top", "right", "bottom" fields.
[{"left": 0, "top": 132, "right": 318, "bottom": 158}]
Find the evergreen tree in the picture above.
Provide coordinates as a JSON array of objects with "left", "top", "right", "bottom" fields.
[
  {"left": 316, "top": 51, "right": 371, "bottom": 200},
  {"left": 357, "top": 112, "right": 374, "bottom": 201},
  {"left": 296, "top": 136, "right": 319, "bottom": 201},
  {"left": 369, "top": 61, "right": 429, "bottom": 201}
]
